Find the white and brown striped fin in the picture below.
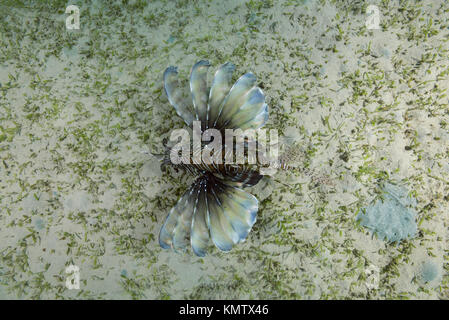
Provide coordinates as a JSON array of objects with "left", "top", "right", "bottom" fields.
[
  {"left": 214, "top": 73, "right": 257, "bottom": 129},
  {"left": 159, "top": 183, "right": 198, "bottom": 251},
  {"left": 190, "top": 178, "right": 210, "bottom": 256},
  {"left": 213, "top": 73, "right": 269, "bottom": 131},
  {"left": 159, "top": 174, "right": 259, "bottom": 256},
  {"left": 190, "top": 60, "right": 211, "bottom": 128},
  {"left": 163, "top": 66, "right": 195, "bottom": 126},
  {"left": 206, "top": 178, "right": 258, "bottom": 247},
  {"left": 207, "top": 62, "right": 236, "bottom": 129}
]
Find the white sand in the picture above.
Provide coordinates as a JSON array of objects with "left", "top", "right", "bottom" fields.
[{"left": 0, "top": 0, "right": 448, "bottom": 299}]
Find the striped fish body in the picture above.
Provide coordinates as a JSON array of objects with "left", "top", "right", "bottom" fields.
[
  {"left": 166, "top": 139, "right": 273, "bottom": 187},
  {"left": 159, "top": 61, "right": 271, "bottom": 256}
]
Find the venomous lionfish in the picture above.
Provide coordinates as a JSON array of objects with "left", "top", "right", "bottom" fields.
[{"left": 158, "top": 60, "right": 286, "bottom": 256}]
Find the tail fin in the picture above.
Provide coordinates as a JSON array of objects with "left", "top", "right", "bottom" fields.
[
  {"left": 277, "top": 140, "right": 303, "bottom": 170},
  {"left": 259, "top": 137, "right": 303, "bottom": 175}
]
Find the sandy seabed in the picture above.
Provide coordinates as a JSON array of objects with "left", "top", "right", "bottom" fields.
[{"left": 0, "top": 0, "right": 448, "bottom": 299}]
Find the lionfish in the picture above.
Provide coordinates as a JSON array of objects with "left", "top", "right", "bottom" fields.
[{"left": 158, "top": 60, "right": 285, "bottom": 257}]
